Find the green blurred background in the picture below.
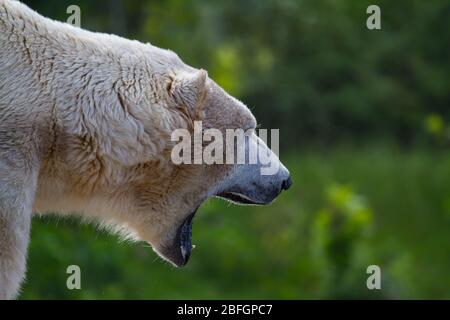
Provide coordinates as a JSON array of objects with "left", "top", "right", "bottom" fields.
[{"left": 20, "top": 0, "right": 450, "bottom": 299}]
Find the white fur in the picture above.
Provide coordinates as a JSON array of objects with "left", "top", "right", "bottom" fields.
[
  {"left": 0, "top": 0, "right": 290, "bottom": 299},
  {"left": 0, "top": 0, "right": 193, "bottom": 299}
]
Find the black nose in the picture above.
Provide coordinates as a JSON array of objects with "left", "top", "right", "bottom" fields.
[{"left": 282, "top": 176, "right": 292, "bottom": 191}]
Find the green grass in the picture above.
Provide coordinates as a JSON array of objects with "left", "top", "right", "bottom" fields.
[{"left": 21, "top": 145, "right": 450, "bottom": 299}]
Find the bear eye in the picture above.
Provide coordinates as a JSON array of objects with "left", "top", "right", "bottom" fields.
[
  {"left": 247, "top": 120, "right": 258, "bottom": 132},
  {"left": 244, "top": 124, "right": 257, "bottom": 134}
]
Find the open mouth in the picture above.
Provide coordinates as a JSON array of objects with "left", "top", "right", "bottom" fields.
[
  {"left": 178, "top": 209, "right": 195, "bottom": 264},
  {"left": 168, "top": 209, "right": 197, "bottom": 267},
  {"left": 167, "top": 192, "right": 264, "bottom": 267}
]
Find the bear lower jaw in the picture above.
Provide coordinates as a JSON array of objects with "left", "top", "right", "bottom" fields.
[{"left": 157, "top": 208, "right": 198, "bottom": 268}]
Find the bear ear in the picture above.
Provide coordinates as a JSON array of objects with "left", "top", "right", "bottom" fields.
[{"left": 168, "top": 69, "right": 208, "bottom": 112}]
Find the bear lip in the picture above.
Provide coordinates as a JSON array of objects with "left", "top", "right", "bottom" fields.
[
  {"left": 171, "top": 208, "right": 197, "bottom": 267},
  {"left": 178, "top": 209, "right": 196, "bottom": 264},
  {"left": 216, "top": 192, "right": 266, "bottom": 205}
]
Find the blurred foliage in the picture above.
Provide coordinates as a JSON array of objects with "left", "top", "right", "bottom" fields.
[
  {"left": 424, "top": 113, "right": 450, "bottom": 146},
  {"left": 24, "top": 0, "right": 450, "bottom": 148},
  {"left": 312, "top": 184, "right": 374, "bottom": 298},
  {"left": 17, "top": 0, "right": 450, "bottom": 299},
  {"left": 425, "top": 114, "right": 445, "bottom": 136},
  {"left": 21, "top": 147, "right": 450, "bottom": 299}
]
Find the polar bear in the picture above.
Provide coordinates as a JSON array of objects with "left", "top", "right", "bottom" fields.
[{"left": 0, "top": 0, "right": 291, "bottom": 299}]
